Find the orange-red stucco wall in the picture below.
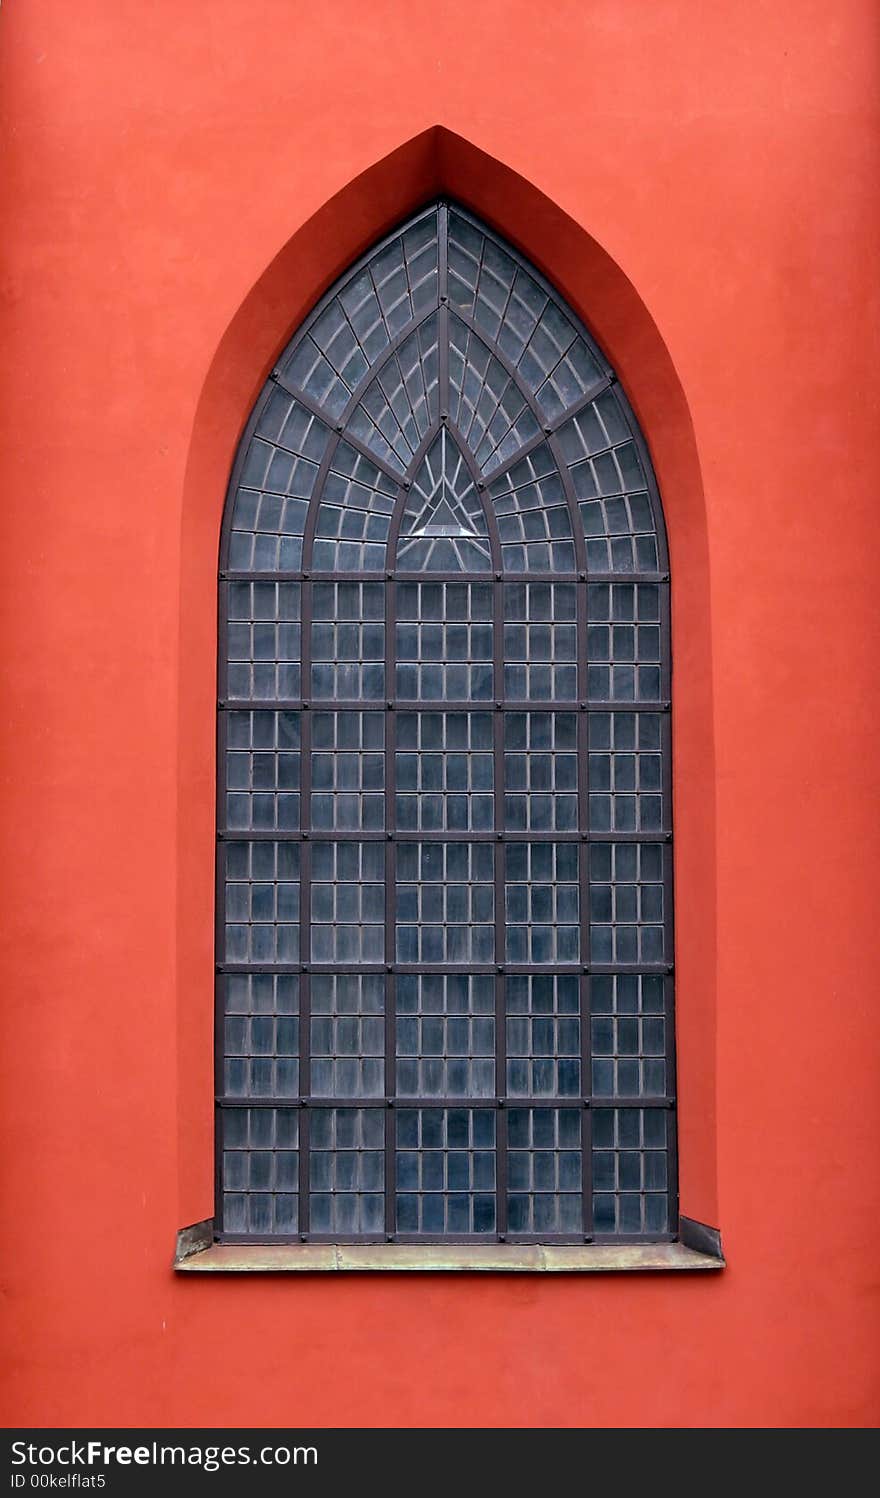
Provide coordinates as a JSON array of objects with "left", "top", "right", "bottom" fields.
[{"left": 1, "top": 0, "right": 879, "bottom": 1429}]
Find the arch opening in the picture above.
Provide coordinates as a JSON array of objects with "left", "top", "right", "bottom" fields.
[{"left": 176, "top": 129, "right": 716, "bottom": 1241}]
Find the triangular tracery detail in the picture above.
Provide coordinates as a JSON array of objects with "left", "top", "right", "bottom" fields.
[{"left": 396, "top": 428, "right": 491, "bottom": 571}]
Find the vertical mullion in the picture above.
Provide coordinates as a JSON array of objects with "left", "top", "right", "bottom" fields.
[
  {"left": 298, "top": 577, "right": 312, "bottom": 1233},
  {"left": 439, "top": 307, "right": 450, "bottom": 420},
  {"left": 580, "top": 1101, "right": 593, "bottom": 1243},
  {"left": 439, "top": 202, "right": 449, "bottom": 301},
  {"left": 438, "top": 203, "right": 449, "bottom": 423},
  {"left": 493, "top": 572, "right": 507, "bottom": 1237},
  {"left": 385, "top": 577, "right": 397, "bottom": 1237}
]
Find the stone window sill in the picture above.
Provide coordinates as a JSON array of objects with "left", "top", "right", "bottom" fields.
[{"left": 174, "top": 1229, "right": 724, "bottom": 1275}]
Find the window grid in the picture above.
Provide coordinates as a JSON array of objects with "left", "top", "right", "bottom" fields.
[
  {"left": 217, "top": 202, "right": 675, "bottom": 1244},
  {"left": 218, "top": 584, "right": 671, "bottom": 1242}
]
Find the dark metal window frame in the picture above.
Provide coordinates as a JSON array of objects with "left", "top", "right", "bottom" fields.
[{"left": 215, "top": 202, "right": 676, "bottom": 1246}]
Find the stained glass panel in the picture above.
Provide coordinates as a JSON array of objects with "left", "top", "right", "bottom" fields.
[{"left": 218, "top": 202, "right": 673, "bottom": 1244}]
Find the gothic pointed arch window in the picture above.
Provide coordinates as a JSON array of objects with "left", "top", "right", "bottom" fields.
[{"left": 217, "top": 203, "right": 675, "bottom": 1245}]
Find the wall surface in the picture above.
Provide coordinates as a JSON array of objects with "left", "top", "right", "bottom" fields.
[{"left": 1, "top": 0, "right": 879, "bottom": 1429}]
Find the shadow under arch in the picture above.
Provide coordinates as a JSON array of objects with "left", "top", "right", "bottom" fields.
[{"left": 175, "top": 126, "right": 718, "bottom": 1235}]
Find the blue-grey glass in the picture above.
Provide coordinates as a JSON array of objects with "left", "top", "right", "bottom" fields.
[
  {"left": 506, "top": 1107, "right": 582, "bottom": 1233},
  {"left": 506, "top": 975, "right": 581, "bottom": 1097},
  {"left": 503, "top": 712, "right": 578, "bottom": 832},
  {"left": 312, "top": 443, "right": 397, "bottom": 571},
  {"left": 336, "top": 213, "right": 439, "bottom": 363},
  {"left": 345, "top": 315, "right": 439, "bottom": 474},
  {"left": 448, "top": 212, "right": 602, "bottom": 417},
  {"left": 223, "top": 841, "right": 300, "bottom": 964},
  {"left": 308, "top": 1108, "right": 385, "bottom": 1235},
  {"left": 590, "top": 974, "right": 667, "bottom": 1097},
  {"left": 589, "top": 843, "right": 665, "bottom": 965},
  {"left": 228, "top": 393, "right": 324, "bottom": 572},
  {"left": 396, "top": 1109, "right": 496, "bottom": 1233},
  {"left": 397, "top": 843, "right": 494, "bottom": 963},
  {"left": 397, "top": 974, "right": 495, "bottom": 1098},
  {"left": 224, "top": 710, "right": 301, "bottom": 832},
  {"left": 587, "top": 584, "right": 664, "bottom": 702},
  {"left": 223, "top": 973, "right": 300, "bottom": 1100},
  {"left": 502, "top": 583, "right": 577, "bottom": 700},
  {"left": 310, "top": 584, "right": 385, "bottom": 700},
  {"left": 488, "top": 444, "right": 576, "bottom": 574},
  {"left": 557, "top": 388, "right": 658, "bottom": 573},
  {"left": 447, "top": 314, "right": 542, "bottom": 476},
  {"left": 505, "top": 843, "right": 580, "bottom": 963},
  {"left": 221, "top": 1106, "right": 299, "bottom": 1236},
  {"left": 310, "top": 711, "right": 384, "bottom": 831},
  {"left": 310, "top": 842, "right": 384, "bottom": 963},
  {"left": 588, "top": 711, "right": 665, "bottom": 833},
  {"left": 397, "top": 428, "right": 491, "bottom": 572},
  {"left": 396, "top": 711, "right": 494, "bottom": 831},
  {"left": 396, "top": 582, "right": 494, "bottom": 700},
  {"left": 592, "top": 1107, "right": 668, "bottom": 1235},
  {"left": 310, "top": 974, "right": 385, "bottom": 1098},
  {"left": 226, "top": 580, "right": 301, "bottom": 700}
]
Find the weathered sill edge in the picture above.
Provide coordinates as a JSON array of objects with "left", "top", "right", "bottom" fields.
[{"left": 174, "top": 1239, "right": 724, "bottom": 1274}]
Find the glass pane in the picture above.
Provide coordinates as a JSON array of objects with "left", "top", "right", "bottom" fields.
[
  {"left": 396, "top": 1108, "right": 496, "bottom": 1234},
  {"left": 310, "top": 711, "right": 384, "bottom": 832},
  {"left": 311, "top": 582, "right": 385, "bottom": 701},
  {"left": 346, "top": 315, "right": 439, "bottom": 473},
  {"left": 502, "top": 582, "right": 577, "bottom": 700},
  {"left": 586, "top": 583, "right": 664, "bottom": 702},
  {"left": 223, "top": 974, "right": 300, "bottom": 1100},
  {"left": 588, "top": 843, "right": 666, "bottom": 965},
  {"left": 396, "top": 428, "right": 491, "bottom": 572},
  {"left": 396, "top": 974, "right": 496, "bottom": 1097},
  {"left": 310, "top": 974, "right": 385, "bottom": 1099},
  {"left": 591, "top": 974, "right": 668, "bottom": 1098},
  {"left": 310, "top": 842, "right": 384, "bottom": 963},
  {"left": 396, "top": 843, "right": 494, "bottom": 963},
  {"left": 223, "top": 841, "right": 300, "bottom": 964},
  {"left": 311, "top": 443, "right": 397, "bottom": 573},
  {"left": 587, "top": 711, "right": 665, "bottom": 833},
  {"left": 592, "top": 1107, "right": 669, "bottom": 1235},
  {"left": 503, "top": 711, "right": 578, "bottom": 832},
  {"left": 226, "top": 580, "right": 301, "bottom": 701},
  {"left": 506, "top": 974, "right": 581, "bottom": 1098},
  {"left": 507, "top": 1107, "right": 583, "bottom": 1234},
  {"left": 396, "top": 710, "right": 494, "bottom": 831},
  {"left": 227, "top": 393, "right": 323, "bottom": 572},
  {"left": 224, "top": 709, "right": 301, "bottom": 832},
  {"left": 505, "top": 843, "right": 580, "bottom": 964},
  {"left": 396, "top": 582, "right": 493, "bottom": 701},
  {"left": 449, "top": 210, "right": 603, "bottom": 415},
  {"left": 309, "top": 1108, "right": 385, "bottom": 1235},
  {"left": 489, "top": 443, "right": 576, "bottom": 574},
  {"left": 448, "top": 315, "right": 541, "bottom": 476}
]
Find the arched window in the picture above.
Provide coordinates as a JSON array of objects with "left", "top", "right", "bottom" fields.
[{"left": 217, "top": 203, "right": 674, "bottom": 1244}]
